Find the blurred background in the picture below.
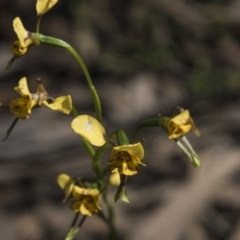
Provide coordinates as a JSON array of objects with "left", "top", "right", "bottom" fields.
[{"left": 1, "top": 0, "right": 240, "bottom": 239}]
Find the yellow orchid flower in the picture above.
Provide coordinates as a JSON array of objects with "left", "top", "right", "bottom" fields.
[
  {"left": 161, "top": 110, "right": 200, "bottom": 139},
  {"left": 36, "top": 0, "right": 58, "bottom": 15},
  {"left": 6, "top": 18, "right": 34, "bottom": 69},
  {"left": 159, "top": 108, "right": 201, "bottom": 167},
  {"left": 70, "top": 186, "right": 101, "bottom": 216},
  {"left": 71, "top": 115, "right": 106, "bottom": 146},
  {"left": 108, "top": 142, "right": 145, "bottom": 176},
  {"left": 9, "top": 77, "right": 72, "bottom": 119}
]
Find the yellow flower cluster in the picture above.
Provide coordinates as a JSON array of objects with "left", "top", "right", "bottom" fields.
[{"left": 71, "top": 115, "right": 146, "bottom": 178}]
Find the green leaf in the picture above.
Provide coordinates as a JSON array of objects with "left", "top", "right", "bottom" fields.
[
  {"left": 65, "top": 227, "right": 79, "bottom": 240},
  {"left": 116, "top": 130, "right": 129, "bottom": 146},
  {"left": 5, "top": 56, "right": 16, "bottom": 70},
  {"left": 114, "top": 185, "right": 122, "bottom": 203},
  {"left": 3, "top": 118, "right": 19, "bottom": 141},
  {"left": 113, "top": 175, "right": 129, "bottom": 203},
  {"left": 121, "top": 186, "right": 130, "bottom": 203},
  {"left": 190, "top": 153, "right": 201, "bottom": 168}
]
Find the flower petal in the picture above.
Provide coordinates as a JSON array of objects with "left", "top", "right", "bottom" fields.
[
  {"left": 14, "top": 77, "right": 31, "bottom": 98},
  {"left": 57, "top": 174, "right": 75, "bottom": 202},
  {"left": 170, "top": 110, "right": 190, "bottom": 125},
  {"left": 73, "top": 186, "right": 99, "bottom": 197},
  {"left": 111, "top": 142, "right": 144, "bottom": 161},
  {"left": 43, "top": 95, "right": 72, "bottom": 114},
  {"left": 9, "top": 98, "right": 31, "bottom": 119},
  {"left": 71, "top": 115, "right": 106, "bottom": 146},
  {"left": 13, "top": 17, "right": 33, "bottom": 48},
  {"left": 36, "top": 0, "right": 58, "bottom": 15}
]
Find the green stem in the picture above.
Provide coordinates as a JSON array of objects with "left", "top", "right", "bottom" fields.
[
  {"left": 37, "top": 34, "right": 102, "bottom": 122},
  {"left": 104, "top": 192, "right": 117, "bottom": 240},
  {"left": 70, "top": 213, "right": 80, "bottom": 228},
  {"left": 93, "top": 130, "right": 119, "bottom": 179},
  {"left": 98, "top": 191, "right": 117, "bottom": 240},
  {"left": 64, "top": 213, "right": 80, "bottom": 240},
  {"left": 36, "top": 15, "right": 41, "bottom": 33}
]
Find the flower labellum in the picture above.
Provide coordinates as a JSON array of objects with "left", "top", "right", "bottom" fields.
[
  {"left": 109, "top": 142, "right": 145, "bottom": 176},
  {"left": 70, "top": 186, "right": 101, "bottom": 216}
]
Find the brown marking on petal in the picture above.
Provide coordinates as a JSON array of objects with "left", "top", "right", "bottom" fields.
[
  {"left": 23, "top": 32, "right": 31, "bottom": 44},
  {"left": 13, "top": 22, "right": 21, "bottom": 32},
  {"left": 116, "top": 152, "right": 121, "bottom": 157},
  {"left": 86, "top": 197, "right": 93, "bottom": 203}
]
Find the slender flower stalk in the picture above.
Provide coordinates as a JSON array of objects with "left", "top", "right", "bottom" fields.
[
  {"left": 37, "top": 35, "right": 102, "bottom": 122},
  {"left": 36, "top": 15, "right": 41, "bottom": 33}
]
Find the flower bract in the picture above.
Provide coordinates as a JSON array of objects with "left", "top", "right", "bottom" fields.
[
  {"left": 71, "top": 115, "right": 106, "bottom": 146},
  {"left": 70, "top": 186, "right": 101, "bottom": 216},
  {"left": 108, "top": 142, "right": 145, "bottom": 176}
]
